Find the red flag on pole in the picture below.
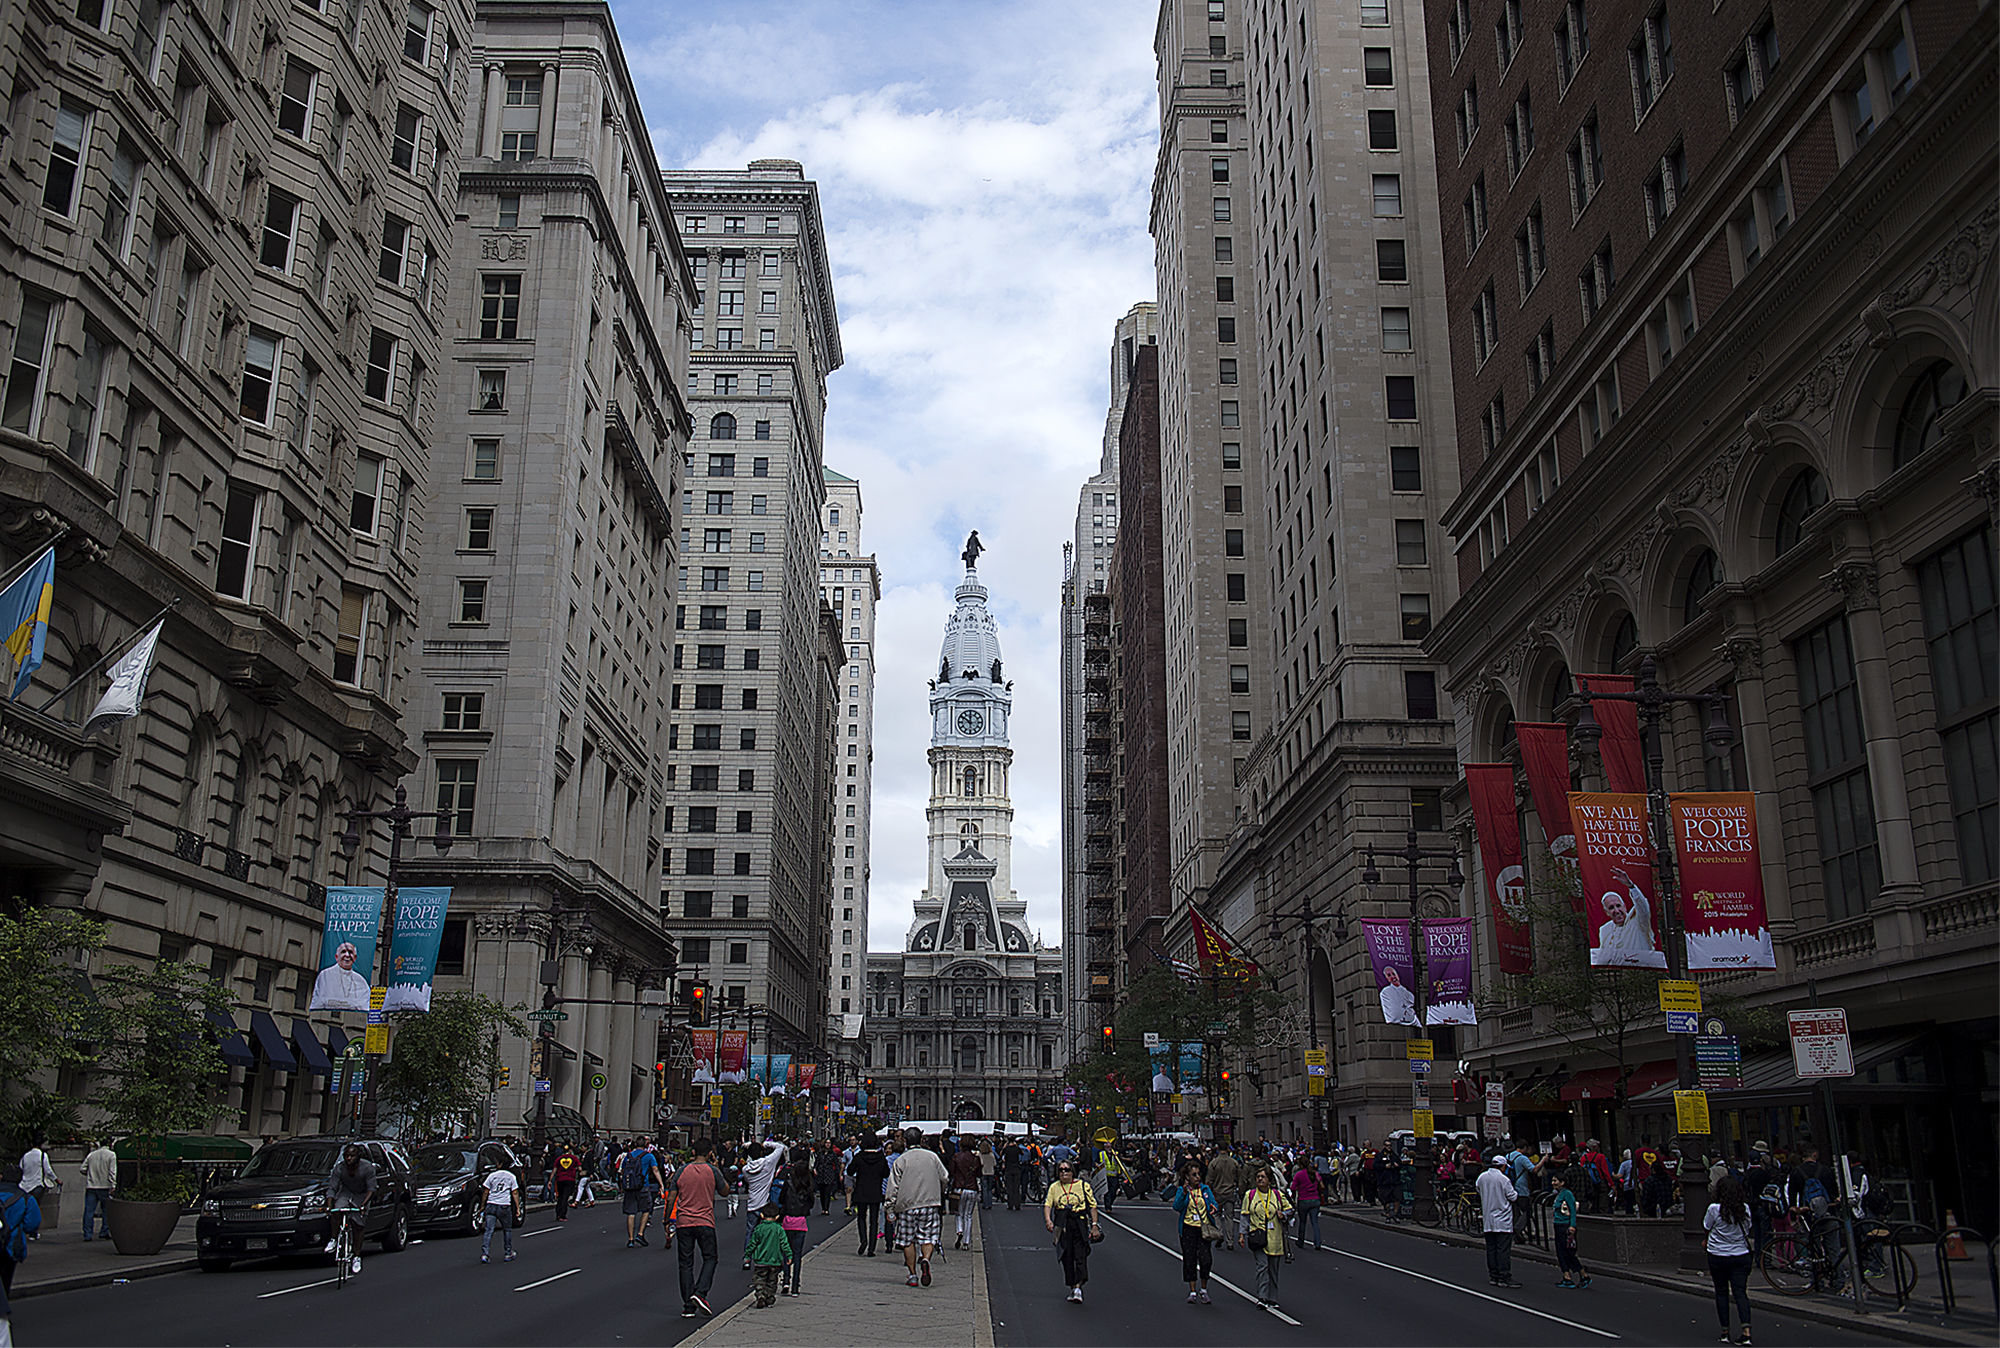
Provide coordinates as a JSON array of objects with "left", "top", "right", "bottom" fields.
[
  {"left": 1190, "top": 910, "right": 1259, "bottom": 977},
  {"left": 1466, "top": 764, "right": 1532, "bottom": 974},
  {"left": 1578, "top": 674, "right": 1645, "bottom": 794}
]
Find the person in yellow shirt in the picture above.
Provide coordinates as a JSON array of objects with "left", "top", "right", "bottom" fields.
[
  {"left": 1043, "top": 1161, "right": 1101, "bottom": 1303},
  {"left": 1242, "top": 1166, "right": 1294, "bottom": 1309}
]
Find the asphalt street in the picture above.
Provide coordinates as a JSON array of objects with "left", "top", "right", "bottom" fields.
[
  {"left": 982, "top": 1199, "right": 1890, "bottom": 1347},
  {"left": 17, "top": 1197, "right": 855, "bottom": 1346}
]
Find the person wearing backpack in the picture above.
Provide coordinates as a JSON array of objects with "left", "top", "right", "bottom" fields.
[
  {"left": 2, "top": 1162, "right": 44, "bottom": 1303},
  {"left": 622, "top": 1141, "right": 661, "bottom": 1247},
  {"left": 1788, "top": 1149, "right": 1834, "bottom": 1220}
]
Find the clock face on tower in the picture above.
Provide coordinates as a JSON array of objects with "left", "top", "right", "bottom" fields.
[{"left": 956, "top": 709, "right": 985, "bottom": 736}]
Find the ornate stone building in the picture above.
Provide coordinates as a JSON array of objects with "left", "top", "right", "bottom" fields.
[
  {"left": 864, "top": 542, "right": 1063, "bottom": 1124},
  {"left": 1425, "top": 0, "right": 1996, "bottom": 1230}
]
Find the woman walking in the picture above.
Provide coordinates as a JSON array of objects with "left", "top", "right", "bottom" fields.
[
  {"left": 1551, "top": 1170, "right": 1591, "bottom": 1287},
  {"left": 1043, "top": 1160, "right": 1101, "bottom": 1303},
  {"left": 847, "top": 1133, "right": 889, "bottom": 1257},
  {"left": 1706, "top": 1177, "right": 1755, "bottom": 1345},
  {"left": 1291, "top": 1156, "right": 1323, "bottom": 1251},
  {"left": 779, "top": 1154, "right": 815, "bottom": 1295},
  {"left": 1170, "top": 1161, "right": 1218, "bottom": 1305},
  {"left": 950, "top": 1139, "right": 983, "bottom": 1250},
  {"left": 1242, "top": 1166, "right": 1293, "bottom": 1308}
]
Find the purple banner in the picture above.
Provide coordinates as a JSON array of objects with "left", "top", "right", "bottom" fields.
[
  {"left": 1362, "top": 918, "right": 1419, "bottom": 1027},
  {"left": 1424, "top": 918, "right": 1478, "bottom": 1026}
]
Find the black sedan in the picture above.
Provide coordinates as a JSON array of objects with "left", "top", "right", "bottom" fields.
[
  {"left": 410, "top": 1139, "right": 521, "bottom": 1235},
  {"left": 194, "top": 1138, "right": 415, "bottom": 1272}
]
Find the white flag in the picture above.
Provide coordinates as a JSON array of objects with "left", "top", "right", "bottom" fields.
[{"left": 84, "top": 620, "right": 163, "bottom": 728}]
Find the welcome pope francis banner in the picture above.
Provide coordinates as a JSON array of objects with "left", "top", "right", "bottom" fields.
[{"left": 1669, "top": 792, "right": 1775, "bottom": 969}]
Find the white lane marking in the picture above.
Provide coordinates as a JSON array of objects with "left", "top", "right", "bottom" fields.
[
  {"left": 1099, "top": 1214, "right": 1303, "bottom": 1326},
  {"left": 1306, "top": 1240, "right": 1621, "bottom": 1340},
  {"left": 515, "top": 1226, "right": 561, "bottom": 1237},
  {"left": 514, "top": 1267, "right": 581, "bottom": 1291},
  {"left": 257, "top": 1277, "right": 341, "bottom": 1298}
]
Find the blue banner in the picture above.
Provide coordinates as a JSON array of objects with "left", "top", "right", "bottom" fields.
[
  {"left": 312, "top": 888, "right": 384, "bottom": 1011},
  {"left": 383, "top": 886, "right": 452, "bottom": 1012},
  {"left": 748, "top": 1052, "right": 791, "bottom": 1093}
]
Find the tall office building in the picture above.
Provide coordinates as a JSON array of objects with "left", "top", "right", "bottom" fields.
[
  {"left": 1150, "top": 0, "right": 1464, "bottom": 1147},
  {"left": 1423, "top": 0, "right": 1995, "bottom": 1228},
  {"left": 1060, "top": 302, "right": 1155, "bottom": 1059},
  {"left": 1150, "top": 0, "right": 1276, "bottom": 967},
  {"left": 402, "top": 1, "right": 688, "bottom": 1136},
  {"left": 661, "top": 160, "right": 844, "bottom": 1063},
  {"left": 863, "top": 542, "right": 1065, "bottom": 1124},
  {"left": 820, "top": 467, "right": 879, "bottom": 1038},
  {"left": 0, "top": 0, "right": 479, "bottom": 1136}
]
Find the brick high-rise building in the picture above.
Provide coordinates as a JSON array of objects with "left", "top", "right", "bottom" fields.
[
  {"left": 1423, "top": 0, "right": 1995, "bottom": 1230},
  {"left": 661, "top": 161, "right": 843, "bottom": 1063}
]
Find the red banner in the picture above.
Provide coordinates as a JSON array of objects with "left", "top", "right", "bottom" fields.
[
  {"left": 1466, "top": 764, "right": 1531, "bottom": 974},
  {"left": 1669, "top": 792, "right": 1776, "bottom": 969},
  {"left": 1191, "top": 910, "right": 1259, "bottom": 977},
  {"left": 794, "top": 1062, "right": 818, "bottom": 1092},
  {"left": 1569, "top": 792, "right": 1666, "bottom": 968},
  {"left": 719, "top": 1028, "right": 749, "bottom": 1083},
  {"left": 1578, "top": 675, "right": 1645, "bottom": 794},
  {"left": 1516, "top": 723, "right": 1576, "bottom": 859},
  {"left": 690, "top": 1027, "right": 717, "bottom": 1084}
]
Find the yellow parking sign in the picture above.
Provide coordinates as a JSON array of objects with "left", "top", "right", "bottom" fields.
[{"left": 1674, "top": 1089, "right": 1711, "bottom": 1135}]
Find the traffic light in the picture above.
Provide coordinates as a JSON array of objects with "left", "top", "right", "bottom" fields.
[
  {"left": 1101, "top": 1025, "right": 1114, "bottom": 1051},
  {"left": 691, "top": 983, "right": 708, "bottom": 1025},
  {"left": 498, "top": 1066, "right": 511, "bottom": 1088},
  {"left": 656, "top": 1061, "right": 667, "bottom": 1101},
  {"left": 1216, "top": 1069, "right": 1230, "bottom": 1102}
]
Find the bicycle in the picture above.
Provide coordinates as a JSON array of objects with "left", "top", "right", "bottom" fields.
[
  {"left": 1762, "top": 1215, "right": 1917, "bottom": 1300},
  {"left": 331, "top": 1204, "right": 364, "bottom": 1287}
]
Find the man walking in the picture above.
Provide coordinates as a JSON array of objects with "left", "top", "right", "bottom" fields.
[
  {"left": 1001, "top": 1135, "right": 1024, "bottom": 1210},
  {"left": 551, "top": 1145, "right": 580, "bottom": 1222},
  {"left": 1478, "top": 1156, "right": 1522, "bottom": 1288},
  {"left": 1208, "top": 1147, "right": 1242, "bottom": 1249},
  {"left": 621, "top": 1140, "right": 661, "bottom": 1247},
  {"left": 888, "top": 1129, "right": 949, "bottom": 1288},
  {"left": 672, "top": 1139, "right": 724, "bottom": 1317},
  {"left": 17, "top": 1141, "right": 56, "bottom": 1242},
  {"left": 738, "top": 1140, "right": 787, "bottom": 1270},
  {"left": 78, "top": 1138, "right": 116, "bottom": 1240}
]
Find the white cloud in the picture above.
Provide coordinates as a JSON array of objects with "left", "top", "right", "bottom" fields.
[{"left": 622, "top": 1, "right": 1159, "bottom": 956}]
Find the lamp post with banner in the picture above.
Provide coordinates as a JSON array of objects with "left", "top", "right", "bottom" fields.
[
  {"left": 512, "top": 903, "right": 592, "bottom": 1178},
  {"left": 1266, "top": 891, "right": 1348, "bottom": 1151},
  {"left": 1361, "top": 829, "right": 1464, "bottom": 1224},
  {"left": 1572, "top": 651, "right": 1735, "bottom": 1271},
  {"left": 338, "top": 782, "right": 455, "bottom": 1134}
]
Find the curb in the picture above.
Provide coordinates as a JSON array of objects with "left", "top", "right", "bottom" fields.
[
  {"left": 681, "top": 1215, "right": 854, "bottom": 1347},
  {"left": 1323, "top": 1203, "right": 1984, "bottom": 1348},
  {"left": 14, "top": 1199, "right": 560, "bottom": 1301}
]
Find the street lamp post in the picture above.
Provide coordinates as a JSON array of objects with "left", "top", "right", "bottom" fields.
[
  {"left": 1573, "top": 651, "right": 1735, "bottom": 1272},
  {"left": 513, "top": 903, "right": 591, "bottom": 1177},
  {"left": 338, "top": 783, "right": 455, "bottom": 1135},
  {"left": 1268, "top": 896, "right": 1349, "bottom": 1151},
  {"left": 1361, "top": 830, "right": 1465, "bottom": 1224}
]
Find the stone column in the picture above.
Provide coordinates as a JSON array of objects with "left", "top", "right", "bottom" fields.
[
  {"left": 1717, "top": 636, "right": 1796, "bottom": 963},
  {"left": 481, "top": 64, "right": 504, "bottom": 158},
  {"left": 562, "top": 949, "right": 589, "bottom": 1112},
  {"left": 608, "top": 967, "right": 638, "bottom": 1133},
  {"left": 1823, "top": 561, "right": 1923, "bottom": 905},
  {"left": 586, "top": 959, "right": 613, "bottom": 1129},
  {"left": 537, "top": 62, "right": 559, "bottom": 158}
]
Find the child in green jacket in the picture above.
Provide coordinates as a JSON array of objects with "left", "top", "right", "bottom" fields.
[{"left": 749, "top": 1205, "right": 792, "bottom": 1306}]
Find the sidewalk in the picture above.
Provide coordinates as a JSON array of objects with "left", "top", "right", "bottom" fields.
[
  {"left": 1321, "top": 1199, "right": 1996, "bottom": 1348},
  {"left": 684, "top": 1215, "right": 994, "bottom": 1348}
]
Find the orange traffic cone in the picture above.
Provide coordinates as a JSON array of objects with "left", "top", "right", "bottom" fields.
[{"left": 1943, "top": 1211, "right": 1968, "bottom": 1260}]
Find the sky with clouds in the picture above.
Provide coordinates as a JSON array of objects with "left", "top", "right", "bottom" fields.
[{"left": 611, "top": 0, "right": 1162, "bottom": 953}]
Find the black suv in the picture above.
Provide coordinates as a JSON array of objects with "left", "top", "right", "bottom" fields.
[
  {"left": 195, "top": 1138, "right": 415, "bottom": 1272},
  {"left": 411, "top": 1139, "right": 521, "bottom": 1235}
]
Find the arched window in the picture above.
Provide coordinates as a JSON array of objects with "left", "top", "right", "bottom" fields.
[
  {"left": 1893, "top": 362, "right": 1967, "bottom": 469},
  {"left": 1547, "top": 663, "right": 1574, "bottom": 715},
  {"left": 964, "top": 923, "right": 977, "bottom": 951},
  {"left": 1682, "top": 549, "right": 1721, "bottom": 626},
  {"left": 1608, "top": 613, "right": 1638, "bottom": 669},
  {"left": 709, "top": 412, "right": 737, "bottom": 440},
  {"left": 963, "top": 766, "right": 978, "bottom": 798},
  {"left": 1774, "top": 468, "right": 1828, "bottom": 556}
]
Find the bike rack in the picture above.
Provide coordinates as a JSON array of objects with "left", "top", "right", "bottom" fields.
[
  {"left": 1933, "top": 1224, "right": 1997, "bottom": 1328},
  {"left": 1882, "top": 1222, "right": 1933, "bottom": 1310}
]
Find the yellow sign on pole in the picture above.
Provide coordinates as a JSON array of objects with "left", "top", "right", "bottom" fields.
[
  {"left": 1412, "top": 1109, "right": 1435, "bottom": 1138},
  {"left": 370, "top": 986, "right": 386, "bottom": 1010},
  {"left": 1405, "top": 1039, "right": 1435, "bottom": 1060},
  {"left": 708, "top": 1092, "right": 723, "bottom": 1119},
  {"left": 1674, "top": 1089, "right": 1712, "bottom": 1135},
  {"left": 1170, "top": 1093, "right": 1183, "bottom": 1108},
  {"left": 1307, "top": 1077, "right": 1326, "bottom": 1096},
  {"left": 1658, "top": 980, "right": 1703, "bottom": 1013},
  {"left": 1303, "top": 1048, "right": 1328, "bottom": 1067},
  {"left": 363, "top": 1024, "right": 390, "bottom": 1055}
]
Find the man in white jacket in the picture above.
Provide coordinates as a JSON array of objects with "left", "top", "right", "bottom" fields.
[
  {"left": 888, "top": 1130, "right": 950, "bottom": 1288},
  {"left": 738, "top": 1140, "right": 787, "bottom": 1269}
]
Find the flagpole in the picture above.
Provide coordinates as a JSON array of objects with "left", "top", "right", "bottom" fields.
[
  {"left": 0, "top": 528, "right": 69, "bottom": 593},
  {"left": 37, "top": 599, "right": 179, "bottom": 714}
]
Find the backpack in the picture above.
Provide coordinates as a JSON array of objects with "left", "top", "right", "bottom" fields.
[
  {"left": 1800, "top": 1170, "right": 1831, "bottom": 1215},
  {"left": 621, "top": 1149, "right": 650, "bottom": 1191},
  {"left": 1, "top": 1191, "right": 30, "bottom": 1264},
  {"left": 1863, "top": 1184, "right": 1893, "bottom": 1219}
]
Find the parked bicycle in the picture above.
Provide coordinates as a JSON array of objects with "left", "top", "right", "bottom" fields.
[{"left": 1762, "top": 1215, "right": 1916, "bottom": 1299}]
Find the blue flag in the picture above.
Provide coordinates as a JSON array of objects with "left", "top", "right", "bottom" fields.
[
  {"left": 383, "top": 886, "right": 452, "bottom": 1012},
  {"left": 1, "top": 547, "right": 55, "bottom": 698}
]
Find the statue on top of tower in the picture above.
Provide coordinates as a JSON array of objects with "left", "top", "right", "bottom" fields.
[{"left": 962, "top": 530, "right": 984, "bottom": 569}]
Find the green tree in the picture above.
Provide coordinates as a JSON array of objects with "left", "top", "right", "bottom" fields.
[
  {"left": 1066, "top": 964, "right": 1283, "bottom": 1132},
  {"left": 88, "top": 958, "right": 230, "bottom": 1139},
  {"left": 0, "top": 908, "right": 109, "bottom": 1151},
  {"left": 379, "top": 991, "right": 526, "bottom": 1138}
]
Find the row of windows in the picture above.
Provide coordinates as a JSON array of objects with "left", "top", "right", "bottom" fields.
[{"left": 688, "top": 253, "right": 783, "bottom": 280}]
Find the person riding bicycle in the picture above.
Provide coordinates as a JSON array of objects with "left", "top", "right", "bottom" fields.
[{"left": 325, "top": 1144, "right": 377, "bottom": 1275}]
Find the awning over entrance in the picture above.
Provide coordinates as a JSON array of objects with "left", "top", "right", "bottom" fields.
[
  {"left": 1559, "top": 1059, "right": 1678, "bottom": 1102},
  {"left": 291, "top": 1018, "right": 333, "bottom": 1076},
  {"left": 1626, "top": 1031, "right": 1933, "bottom": 1103},
  {"left": 205, "top": 1009, "right": 255, "bottom": 1069},
  {"left": 248, "top": 1010, "right": 298, "bottom": 1071}
]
